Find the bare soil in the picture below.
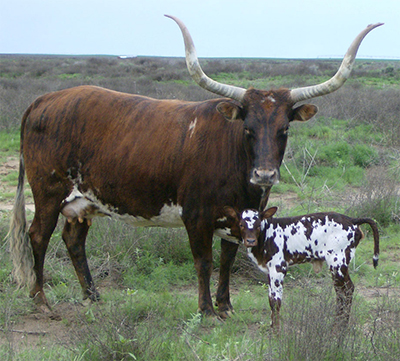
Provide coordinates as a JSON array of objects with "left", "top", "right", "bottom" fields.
[
  {"left": 0, "top": 157, "right": 34, "bottom": 211},
  {"left": 1, "top": 302, "right": 86, "bottom": 352}
]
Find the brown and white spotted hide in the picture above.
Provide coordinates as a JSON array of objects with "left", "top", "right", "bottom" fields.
[{"left": 233, "top": 207, "right": 380, "bottom": 330}]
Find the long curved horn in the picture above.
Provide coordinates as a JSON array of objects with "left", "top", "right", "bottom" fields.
[
  {"left": 290, "top": 23, "right": 383, "bottom": 103},
  {"left": 166, "top": 15, "right": 246, "bottom": 102}
]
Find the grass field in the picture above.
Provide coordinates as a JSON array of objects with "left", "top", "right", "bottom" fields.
[{"left": 0, "top": 55, "right": 399, "bottom": 360}]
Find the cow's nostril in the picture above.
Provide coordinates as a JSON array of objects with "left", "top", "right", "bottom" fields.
[{"left": 251, "top": 168, "right": 279, "bottom": 186}]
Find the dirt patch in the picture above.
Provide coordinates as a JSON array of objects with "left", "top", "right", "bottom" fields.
[
  {"left": 357, "top": 286, "right": 400, "bottom": 300},
  {"left": 0, "top": 158, "right": 19, "bottom": 175},
  {"left": 0, "top": 301, "right": 88, "bottom": 353},
  {"left": 0, "top": 156, "right": 34, "bottom": 212},
  {"left": 269, "top": 191, "right": 299, "bottom": 211}
]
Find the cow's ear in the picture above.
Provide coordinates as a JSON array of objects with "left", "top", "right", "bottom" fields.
[
  {"left": 217, "top": 102, "right": 243, "bottom": 121},
  {"left": 290, "top": 104, "right": 318, "bottom": 122},
  {"left": 223, "top": 206, "right": 239, "bottom": 221},
  {"left": 260, "top": 206, "right": 278, "bottom": 219}
]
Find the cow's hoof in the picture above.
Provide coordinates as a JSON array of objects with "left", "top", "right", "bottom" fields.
[{"left": 218, "top": 308, "right": 235, "bottom": 319}]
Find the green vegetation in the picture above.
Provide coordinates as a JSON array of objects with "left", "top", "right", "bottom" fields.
[{"left": 0, "top": 55, "right": 399, "bottom": 359}]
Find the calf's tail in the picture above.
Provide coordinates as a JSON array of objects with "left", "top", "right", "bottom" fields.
[
  {"left": 354, "top": 218, "right": 380, "bottom": 268},
  {"left": 7, "top": 108, "right": 36, "bottom": 290}
]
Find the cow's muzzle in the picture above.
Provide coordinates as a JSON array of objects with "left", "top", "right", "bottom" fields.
[{"left": 250, "top": 168, "right": 279, "bottom": 186}]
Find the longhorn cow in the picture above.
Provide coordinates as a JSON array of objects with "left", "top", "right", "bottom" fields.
[{"left": 8, "top": 16, "right": 382, "bottom": 318}]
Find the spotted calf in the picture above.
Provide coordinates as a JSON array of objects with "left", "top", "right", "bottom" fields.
[{"left": 224, "top": 206, "right": 380, "bottom": 329}]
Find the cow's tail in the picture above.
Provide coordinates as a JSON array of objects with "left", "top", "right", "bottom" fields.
[
  {"left": 7, "top": 106, "right": 36, "bottom": 290},
  {"left": 354, "top": 218, "right": 380, "bottom": 269}
]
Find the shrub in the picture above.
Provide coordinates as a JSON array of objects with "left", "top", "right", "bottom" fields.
[
  {"left": 352, "top": 144, "right": 379, "bottom": 168},
  {"left": 349, "top": 167, "right": 400, "bottom": 227}
]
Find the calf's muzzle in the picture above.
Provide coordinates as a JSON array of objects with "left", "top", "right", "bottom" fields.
[{"left": 244, "top": 238, "right": 258, "bottom": 247}]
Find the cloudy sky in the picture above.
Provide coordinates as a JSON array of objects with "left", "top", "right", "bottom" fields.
[{"left": 1, "top": 0, "right": 398, "bottom": 59}]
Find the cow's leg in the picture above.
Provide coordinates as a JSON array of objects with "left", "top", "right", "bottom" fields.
[
  {"left": 332, "top": 267, "right": 354, "bottom": 328},
  {"left": 184, "top": 220, "right": 217, "bottom": 317},
  {"left": 216, "top": 238, "right": 238, "bottom": 319},
  {"left": 61, "top": 219, "right": 99, "bottom": 301},
  {"left": 28, "top": 203, "right": 60, "bottom": 311}
]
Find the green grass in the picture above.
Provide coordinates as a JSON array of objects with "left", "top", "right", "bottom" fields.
[
  {"left": 1, "top": 171, "right": 19, "bottom": 186},
  {"left": 0, "top": 129, "right": 20, "bottom": 160},
  {"left": 0, "top": 55, "right": 399, "bottom": 359},
  {"left": 0, "top": 213, "right": 399, "bottom": 360}
]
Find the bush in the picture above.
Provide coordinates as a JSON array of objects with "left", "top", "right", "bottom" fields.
[
  {"left": 349, "top": 167, "right": 400, "bottom": 227},
  {"left": 352, "top": 144, "right": 380, "bottom": 168}
]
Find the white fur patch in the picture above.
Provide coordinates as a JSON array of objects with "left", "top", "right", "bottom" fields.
[
  {"left": 117, "top": 203, "right": 184, "bottom": 227},
  {"left": 189, "top": 117, "right": 197, "bottom": 138},
  {"left": 214, "top": 228, "right": 239, "bottom": 243},
  {"left": 247, "top": 249, "right": 268, "bottom": 274},
  {"left": 264, "top": 216, "right": 358, "bottom": 277},
  {"left": 62, "top": 187, "right": 184, "bottom": 227},
  {"left": 65, "top": 186, "right": 83, "bottom": 203},
  {"left": 241, "top": 209, "right": 259, "bottom": 230}
]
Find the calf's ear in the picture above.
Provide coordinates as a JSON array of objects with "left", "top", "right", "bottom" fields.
[
  {"left": 290, "top": 104, "right": 318, "bottom": 122},
  {"left": 217, "top": 102, "right": 243, "bottom": 121},
  {"left": 223, "top": 206, "right": 239, "bottom": 221},
  {"left": 260, "top": 206, "right": 278, "bottom": 220}
]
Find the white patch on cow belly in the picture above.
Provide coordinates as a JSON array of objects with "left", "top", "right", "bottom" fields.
[
  {"left": 117, "top": 203, "right": 184, "bottom": 228},
  {"left": 213, "top": 228, "right": 239, "bottom": 244},
  {"left": 65, "top": 186, "right": 83, "bottom": 202},
  {"left": 62, "top": 188, "right": 184, "bottom": 227}
]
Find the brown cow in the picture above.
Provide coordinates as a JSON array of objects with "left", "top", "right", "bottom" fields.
[{"left": 8, "top": 16, "right": 382, "bottom": 319}]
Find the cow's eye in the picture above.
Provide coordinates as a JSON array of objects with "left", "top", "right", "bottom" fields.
[
  {"left": 282, "top": 126, "right": 289, "bottom": 136},
  {"left": 244, "top": 127, "right": 255, "bottom": 140}
]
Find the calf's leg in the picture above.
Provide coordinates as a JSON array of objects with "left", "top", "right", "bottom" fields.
[
  {"left": 267, "top": 266, "right": 286, "bottom": 331},
  {"left": 332, "top": 267, "right": 354, "bottom": 327},
  {"left": 268, "top": 294, "right": 282, "bottom": 331}
]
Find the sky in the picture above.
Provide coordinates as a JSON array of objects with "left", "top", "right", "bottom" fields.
[{"left": 1, "top": 0, "right": 399, "bottom": 59}]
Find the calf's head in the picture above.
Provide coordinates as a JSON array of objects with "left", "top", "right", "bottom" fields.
[{"left": 224, "top": 206, "right": 277, "bottom": 247}]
